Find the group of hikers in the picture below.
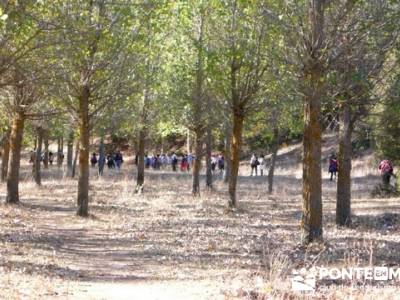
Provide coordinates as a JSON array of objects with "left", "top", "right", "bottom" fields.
[
  {"left": 29, "top": 149, "right": 64, "bottom": 166},
  {"left": 28, "top": 145, "right": 396, "bottom": 186},
  {"left": 135, "top": 153, "right": 196, "bottom": 172},
  {"left": 90, "top": 151, "right": 124, "bottom": 170},
  {"left": 249, "top": 154, "right": 267, "bottom": 176},
  {"left": 328, "top": 152, "right": 396, "bottom": 186}
]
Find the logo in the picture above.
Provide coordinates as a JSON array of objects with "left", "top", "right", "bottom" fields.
[{"left": 291, "top": 266, "right": 400, "bottom": 292}]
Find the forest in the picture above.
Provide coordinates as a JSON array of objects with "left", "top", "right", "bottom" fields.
[{"left": 0, "top": 0, "right": 400, "bottom": 299}]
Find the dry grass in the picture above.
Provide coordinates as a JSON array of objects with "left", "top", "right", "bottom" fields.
[{"left": 0, "top": 150, "right": 399, "bottom": 299}]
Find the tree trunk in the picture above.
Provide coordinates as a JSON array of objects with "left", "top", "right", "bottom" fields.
[
  {"left": 6, "top": 112, "right": 25, "bottom": 204},
  {"left": 228, "top": 113, "right": 244, "bottom": 208},
  {"left": 223, "top": 120, "right": 231, "bottom": 184},
  {"left": 136, "top": 85, "right": 149, "bottom": 193},
  {"left": 1, "top": 129, "right": 11, "bottom": 182},
  {"left": 72, "top": 140, "right": 80, "bottom": 178},
  {"left": 77, "top": 84, "right": 90, "bottom": 217},
  {"left": 186, "top": 129, "right": 191, "bottom": 154},
  {"left": 34, "top": 128, "right": 43, "bottom": 186},
  {"left": 136, "top": 128, "right": 145, "bottom": 191},
  {"left": 336, "top": 101, "right": 353, "bottom": 226},
  {"left": 43, "top": 131, "right": 49, "bottom": 169},
  {"left": 67, "top": 131, "right": 74, "bottom": 172},
  {"left": 205, "top": 126, "right": 213, "bottom": 189},
  {"left": 192, "top": 131, "right": 202, "bottom": 195},
  {"left": 57, "top": 137, "right": 62, "bottom": 168},
  {"left": 98, "top": 138, "right": 105, "bottom": 176},
  {"left": 268, "top": 127, "right": 279, "bottom": 194},
  {"left": 300, "top": 0, "right": 325, "bottom": 245}
]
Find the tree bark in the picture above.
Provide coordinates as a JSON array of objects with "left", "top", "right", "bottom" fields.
[
  {"left": 300, "top": 0, "right": 325, "bottom": 245},
  {"left": 43, "top": 131, "right": 49, "bottom": 169},
  {"left": 223, "top": 121, "right": 231, "bottom": 184},
  {"left": 1, "top": 129, "right": 11, "bottom": 182},
  {"left": 6, "top": 112, "right": 25, "bottom": 203},
  {"left": 136, "top": 127, "right": 145, "bottom": 191},
  {"left": 98, "top": 138, "right": 105, "bottom": 176},
  {"left": 228, "top": 112, "right": 244, "bottom": 208},
  {"left": 186, "top": 129, "right": 191, "bottom": 154},
  {"left": 33, "top": 128, "right": 43, "bottom": 186},
  {"left": 72, "top": 140, "right": 79, "bottom": 178},
  {"left": 205, "top": 126, "right": 213, "bottom": 189},
  {"left": 57, "top": 137, "right": 62, "bottom": 168},
  {"left": 192, "top": 132, "right": 202, "bottom": 195},
  {"left": 67, "top": 130, "right": 74, "bottom": 172},
  {"left": 268, "top": 127, "right": 279, "bottom": 194},
  {"left": 77, "top": 84, "right": 90, "bottom": 217},
  {"left": 336, "top": 101, "right": 353, "bottom": 226}
]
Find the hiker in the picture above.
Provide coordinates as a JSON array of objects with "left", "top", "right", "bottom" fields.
[
  {"left": 181, "top": 155, "right": 188, "bottom": 172},
  {"left": 328, "top": 154, "right": 338, "bottom": 181},
  {"left": 250, "top": 154, "right": 259, "bottom": 176},
  {"left": 114, "top": 151, "right": 123, "bottom": 170},
  {"left": 145, "top": 155, "right": 151, "bottom": 168},
  {"left": 171, "top": 152, "right": 178, "bottom": 171},
  {"left": 218, "top": 155, "right": 225, "bottom": 174},
  {"left": 107, "top": 153, "right": 115, "bottom": 169},
  {"left": 211, "top": 155, "right": 217, "bottom": 173},
  {"left": 379, "top": 159, "right": 396, "bottom": 185},
  {"left": 90, "top": 153, "right": 98, "bottom": 168},
  {"left": 258, "top": 154, "right": 265, "bottom": 176},
  {"left": 49, "top": 151, "right": 54, "bottom": 165}
]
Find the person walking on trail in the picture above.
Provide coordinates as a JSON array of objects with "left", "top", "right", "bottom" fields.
[
  {"left": 181, "top": 154, "right": 189, "bottom": 172},
  {"left": 49, "top": 151, "right": 54, "bottom": 165},
  {"left": 379, "top": 159, "right": 396, "bottom": 185},
  {"left": 90, "top": 153, "right": 98, "bottom": 168},
  {"left": 258, "top": 154, "right": 265, "bottom": 176},
  {"left": 114, "top": 151, "right": 123, "bottom": 170},
  {"left": 211, "top": 155, "right": 217, "bottom": 174},
  {"left": 217, "top": 155, "right": 225, "bottom": 175},
  {"left": 171, "top": 152, "right": 178, "bottom": 171},
  {"left": 250, "top": 154, "right": 259, "bottom": 176},
  {"left": 328, "top": 154, "right": 338, "bottom": 181},
  {"left": 107, "top": 153, "right": 115, "bottom": 169}
]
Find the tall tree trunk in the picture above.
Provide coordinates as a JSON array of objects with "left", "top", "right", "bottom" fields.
[
  {"left": 6, "top": 112, "right": 25, "bottom": 203},
  {"left": 67, "top": 131, "right": 74, "bottom": 172},
  {"left": 186, "top": 129, "right": 191, "bottom": 154},
  {"left": 192, "top": 132, "right": 202, "bottom": 195},
  {"left": 136, "top": 127, "right": 145, "bottom": 191},
  {"left": 336, "top": 101, "right": 353, "bottom": 226},
  {"left": 34, "top": 128, "right": 43, "bottom": 186},
  {"left": 268, "top": 127, "right": 279, "bottom": 194},
  {"left": 57, "top": 137, "right": 64, "bottom": 168},
  {"left": 77, "top": 85, "right": 90, "bottom": 217},
  {"left": 1, "top": 129, "right": 11, "bottom": 182},
  {"left": 43, "top": 131, "right": 49, "bottom": 169},
  {"left": 205, "top": 126, "right": 213, "bottom": 189},
  {"left": 228, "top": 112, "right": 244, "bottom": 208},
  {"left": 223, "top": 121, "right": 231, "bottom": 183},
  {"left": 56, "top": 137, "right": 61, "bottom": 168},
  {"left": 98, "top": 138, "right": 105, "bottom": 176},
  {"left": 72, "top": 140, "right": 79, "bottom": 178},
  {"left": 300, "top": 0, "right": 325, "bottom": 245}
]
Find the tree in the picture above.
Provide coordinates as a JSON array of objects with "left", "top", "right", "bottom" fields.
[
  {"left": 51, "top": 0, "right": 137, "bottom": 216},
  {"left": 212, "top": 0, "right": 276, "bottom": 208}
]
